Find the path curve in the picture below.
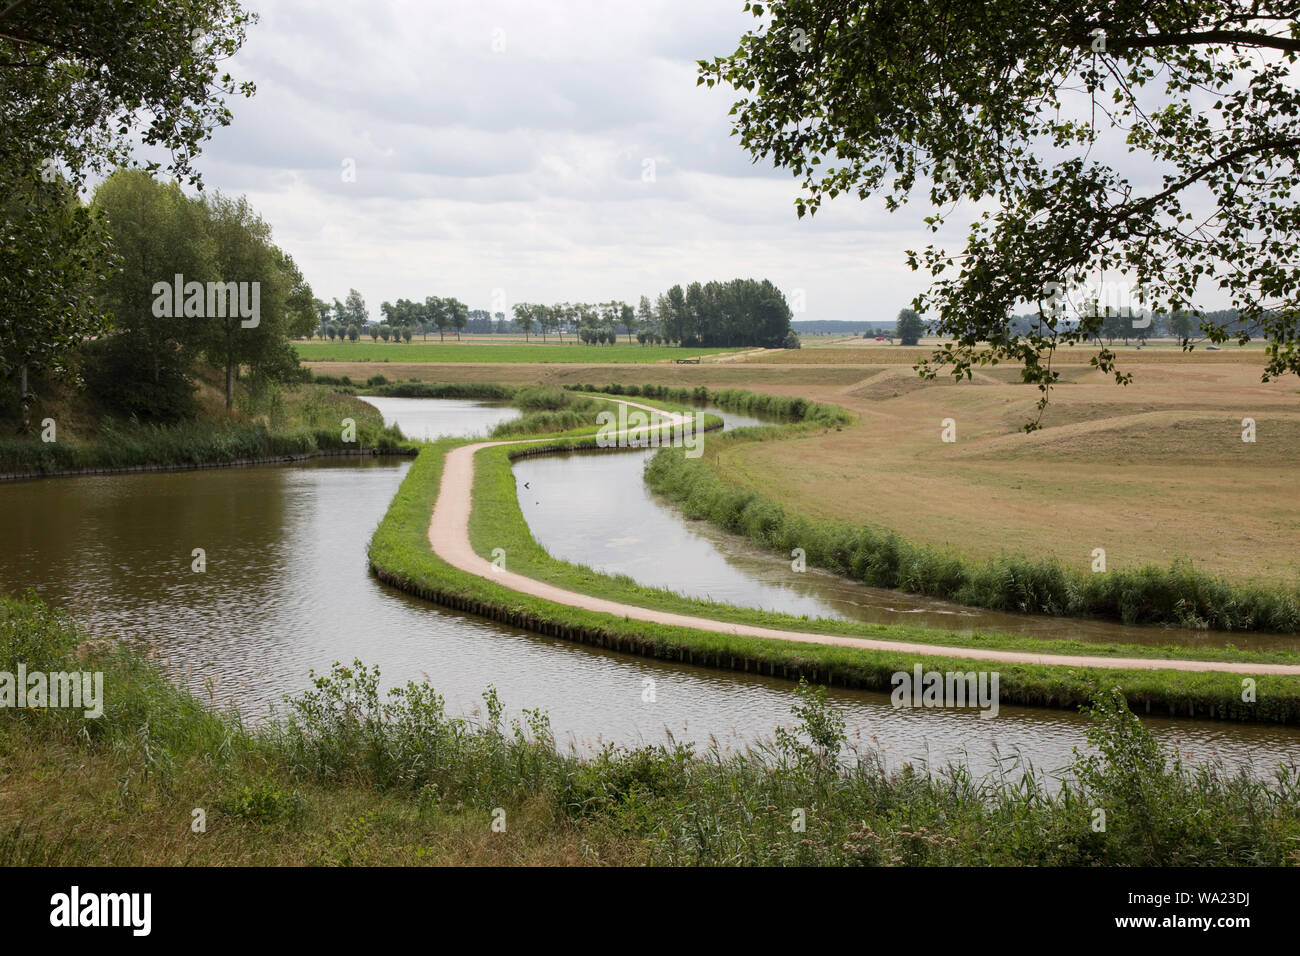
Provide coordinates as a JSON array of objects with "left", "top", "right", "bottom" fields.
[{"left": 427, "top": 399, "right": 1300, "bottom": 676}]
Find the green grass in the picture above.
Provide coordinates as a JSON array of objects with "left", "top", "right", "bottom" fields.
[
  {"left": 6, "top": 592, "right": 1299, "bottom": 866},
  {"left": 295, "top": 343, "right": 738, "bottom": 364}
]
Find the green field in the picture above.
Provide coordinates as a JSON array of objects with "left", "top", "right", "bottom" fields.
[{"left": 294, "top": 342, "right": 737, "bottom": 364}]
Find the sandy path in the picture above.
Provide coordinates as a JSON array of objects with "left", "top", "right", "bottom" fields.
[{"left": 426, "top": 400, "right": 1300, "bottom": 676}]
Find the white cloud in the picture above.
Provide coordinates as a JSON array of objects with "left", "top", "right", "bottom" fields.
[{"left": 181, "top": 0, "right": 1222, "bottom": 323}]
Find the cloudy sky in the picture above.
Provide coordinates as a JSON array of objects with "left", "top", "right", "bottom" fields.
[{"left": 182, "top": 0, "right": 946, "bottom": 324}]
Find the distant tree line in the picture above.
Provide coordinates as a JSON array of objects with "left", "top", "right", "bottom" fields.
[
  {"left": 1007, "top": 308, "right": 1252, "bottom": 346},
  {"left": 310, "top": 277, "right": 796, "bottom": 348}
]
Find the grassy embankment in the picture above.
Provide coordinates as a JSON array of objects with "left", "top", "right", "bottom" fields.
[
  {"left": 365, "top": 388, "right": 1300, "bottom": 722},
  {"left": 646, "top": 426, "right": 1300, "bottom": 633},
  {"left": 4, "top": 593, "right": 1298, "bottom": 866},
  {"left": 0, "top": 379, "right": 411, "bottom": 477}
]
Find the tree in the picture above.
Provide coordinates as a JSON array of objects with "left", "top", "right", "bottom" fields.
[
  {"left": 535, "top": 304, "right": 554, "bottom": 343},
  {"left": 1167, "top": 311, "right": 1195, "bottom": 342},
  {"left": 644, "top": 278, "right": 792, "bottom": 347},
  {"left": 343, "top": 289, "right": 368, "bottom": 328},
  {"left": 1101, "top": 310, "right": 1129, "bottom": 346},
  {"left": 0, "top": 175, "right": 113, "bottom": 425},
  {"left": 896, "top": 309, "right": 925, "bottom": 347},
  {"left": 701, "top": 1, "right": 1300, "bottom": 425},
  {"left": 0, "top": 0, "right": 256, "bottom": 422},
  {"left": 576, "top": 303, "right": 600, "bottom": 344},
  {"left": 314, "top": 298, "right": 332, "bottom": 337},
  {"left": 422, "top": 296, "right": 447, "bottom": 342},
  {"left": 512, "top": 303, "right": 535, "bottom": 342},
  {"left": 636, "top": 296, "right": 657, "bottom": 342},
  {"left": 446, "top": 297, "right": 469, "bottom": 341},
  {"left": 662, "top": 285, "right": 688, "bottom": 344},
  {"left": 0, "top": 1, "right": 255, "bottom": 192},
  {"left": 618, "top": 302, "right": 637, "bottom": 342},
  {"left": 197, "top": 191, "right": 304, "bottom": 410}
]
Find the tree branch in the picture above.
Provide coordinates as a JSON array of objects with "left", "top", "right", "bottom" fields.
[{"left": 1103, "top": 29, "right": 1300, "bottom": 54}]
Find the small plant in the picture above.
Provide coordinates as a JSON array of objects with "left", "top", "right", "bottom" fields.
[{"left": 217, "top": 779, "right": 305, "bottom": 825}]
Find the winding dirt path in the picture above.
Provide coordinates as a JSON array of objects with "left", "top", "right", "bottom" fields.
[{"left": 427, "top": 400, "right": 1300, "bottom": 676}]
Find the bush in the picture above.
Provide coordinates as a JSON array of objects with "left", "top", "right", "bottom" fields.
[
  {"left": 365, "top": 382, "right": 514, "bottom": 400},
  {"left": 513, "top": 385, "right": 573, "bottom": 411},
  {"left": 80, "top": 335, "right": 199, "bottom": 424}
]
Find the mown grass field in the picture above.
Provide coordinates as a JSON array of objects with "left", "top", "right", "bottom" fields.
[
  {"left": 295, "top": 342, "right": 737, "bottom": 364},
  {"left": 706, "top": 362, "right": 1300, "bottom": 587}
]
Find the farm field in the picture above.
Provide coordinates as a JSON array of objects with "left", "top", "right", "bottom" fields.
[
  {"left": 294, "top": 341, "right": 739, "bottom": 364},
  {"left": 702, "top": 361, "right": 1300, "bottom": 587},
  {"left": 742, "top": 339, "right": 1273, "bottom": 365}
]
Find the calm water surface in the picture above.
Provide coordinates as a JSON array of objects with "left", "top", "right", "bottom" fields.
[{"left": 0, "top": 397, "right": 1293, "bottom": 780}]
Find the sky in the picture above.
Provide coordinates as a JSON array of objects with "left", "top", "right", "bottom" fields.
[
  {"left": 181, "top": 0, "right": 1237, "bottom": 325},
  {"left": 183, "top": 0, "right": 942, "bottom": 324}
]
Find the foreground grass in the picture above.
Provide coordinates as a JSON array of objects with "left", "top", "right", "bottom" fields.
[
  {"left": 3, "top": 594, "right": 1298, "bottom": 866},
  {"left": 295, "top": 343, "right": 736, "bottom": 364}
]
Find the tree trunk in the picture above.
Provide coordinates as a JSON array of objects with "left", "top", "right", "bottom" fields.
[
  {"left": 18, "top": 364, "right": 29, "bottom": 430},
  {"left": 225, "top": 359, "right": 235, "bottom": 411}
]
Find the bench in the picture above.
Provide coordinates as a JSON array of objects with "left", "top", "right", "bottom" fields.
[{"left": 674, "top": 357, "right": 701, "bottom": 364}]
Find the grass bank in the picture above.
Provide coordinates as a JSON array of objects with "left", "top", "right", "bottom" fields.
[
  {"left": 0, "top": 384, "right": 412, "bottom": 478},
  {"left": 4, "top": 594, "right": 1297, "bottom": 866},
  {"left": 368, "top": 430, "right": 1300, "bottom": 723}
]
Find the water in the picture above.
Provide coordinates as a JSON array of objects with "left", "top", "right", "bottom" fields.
[
  {"left": 0, "top": 397, "right": 1294, "bottom": 780},
  {"left": 515, "top": 407, "right": 1296, "bottom": 651},
  {"left": 362, "top": 395, "right": 516, "bottom": 440}
]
